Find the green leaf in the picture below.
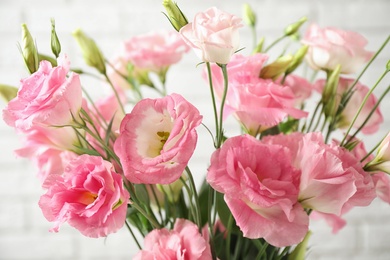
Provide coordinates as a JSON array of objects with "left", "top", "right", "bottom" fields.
[{"left": 0, "top": 84, "right": 18, "bottom": 102}]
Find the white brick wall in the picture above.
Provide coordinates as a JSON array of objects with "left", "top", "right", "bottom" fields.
[{"left": 0, "top": 0, "right": 389, "bottom": 259}]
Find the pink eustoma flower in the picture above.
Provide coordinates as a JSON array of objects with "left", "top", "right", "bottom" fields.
[
  {"left": 206, "top": 54, "right": 307, "bottom": 134},
  {"left": 114, "top": 93, "right": 202, "bottom": 184},
  {"left": 207, "top": 134, "right": 309, "bottom": 247},
  {"left": 180, "top": 7, "right": 243, "bottom": 64},
  {"left": 122, "top": 30, "right": 189, "bottom": 71},
  {"left": 3, "top": 55, "right": 82, "bottom": 131},
  {"left": 302, "top": 24, "right": 373, "bottom": 74},
  {"left": 263, "top": 132, "right": 376, "bottom": 215},
  {"left": 133, "top": 219, "right": 212, "bottom": 260},
  {"left": 39, "top": 155, "right": 129, "bottom": 238}
]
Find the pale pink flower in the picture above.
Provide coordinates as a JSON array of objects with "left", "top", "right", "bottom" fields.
[
  {"left": 207, "top": 134, "right": 309, "bottom": 247},
  {"left": 114, "top": 93, "right": 202, "bottom": 184},
  {"left": 122, "top": 30, "right": 189, "bottom": 71},
  {"left": 302, "top": 24, "right": 373, "bottom": 74},
  {"left": 39, "top": 155, "right": 129, "bottom": 237},
  {"left": 180, "top": 7, "right": 243, "bottom": 64},
  {"left": 3, "top": 55, "right": 82, "bottom": 131},
  {"left": 263, "top": 132, "right": 376, "bottom": 215},
  {"left": 15, "top": 128, "right": 77, "bottom": 188},
  {"left": 133, "top": 219, "right": 212, "bottom": 260},
  {"left": 314, "top": 78, "right": 383, "bottom": 134}
]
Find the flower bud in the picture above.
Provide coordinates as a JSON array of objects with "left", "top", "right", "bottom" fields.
[
  {"left": 20, "top": 23, "right": 39, "bottom": 74},
  {"left": 260, "top": 55, "right": 293, "bottom": 79},
  {"left": 0, "top": 84, "right": 18, "bottom": 103},
  {"left": 323, "top": 65, "right": 341, "bottom": 117},
  {"left": 284, "top": 16, "right": 307, "bottom": 36},
  {"left": 157, "top": 176, "right": 185, "bottom": 203},
  {"left": 162, "top": 0, "right": 188, "bottom": 32},
  {"left": 72, "top": 29, "right": 106, "bottom": 74},
  {"left": 386, "top": 59, "right": 390, "bottom": 72},
  {"left": 252, "top": 37, "right": 264, "bottom": 54},
  {"left": 50, "top": 19, "right": 61, "bottom": 58},
  {"left": 243, "top": 3, "right": 256, "bottom": 27},
  {"left": 285, "top": 45, "right": 308, "bottom": 74},
  {"left": 365, "top": 132, "right": 390, "bottom": 174}
]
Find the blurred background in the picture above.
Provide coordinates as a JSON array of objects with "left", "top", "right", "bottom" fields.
[{"left": 0, "top": 0, "right": 389, "bottom": 259}]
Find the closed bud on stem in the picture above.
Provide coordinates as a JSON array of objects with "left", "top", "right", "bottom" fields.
[
  {"left": 386, "top": 60, "right": 390, "bottom": 72},
  {"left": 252, "top": 37, "right": 264, "bottom": 54},
  {"left": 285, "top": 45, "right": 309, "bottom": 75},
  {"left": 365, "top": 132, "right": 390, "bottom": 174},
  {"left": 284, "top": 16, "right": 307, "bottom": 37},
  {"left": 162, "top": 0, "right": 188, "bottom": 32},
  {"left": 243, "top": 3, "right": 256, "bottom": 27},
  {"left": 323, "top": 65, "right": 341, "bottom": 117},
  {"left": 0, "top": 84, "right": 18, "bottom": 103},
  {"left": 20, "top": 23, "right": 39, "bottom": 74},
  {"left": 72, "top": 29, "right": 106, "bottom": 74},
  {"left": 260, "top": 55, "right": 293, "bottom": 80},
  {"left": 50, "top": 19, "right": 61, "bottom": 58}
]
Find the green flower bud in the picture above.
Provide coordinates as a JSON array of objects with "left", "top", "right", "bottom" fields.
[
  {"left": 284, "top": 16, "right": 307, "bottom": 36},
  {"left": 162, "top": 0, "right": 188, "bottom": 32},
  {"left": 386, "top": 59, "right": 390, "bottom": 72},
  {"left": 252, "top": 37, "right": 264, "bottom": 54},
  {"left": 50, "top": 19, "right": 61, "bottom": 58},
  {"left": 243, "top": 3, "right": 256, "bottom": 27},
  {"left": 20, "top": 23, "right": 39, "bottom": 74},
  {"left": 0, "top": 84, "right": 18, "bottom": 103},
  {"left": 323, "top": 65, "right": 341, "bottom": 117},
  {"left": 72, "top": 29, "right": 106, "bottom": 74},
  {"left": 285, "top": 45, "right": 309, "bottom": 74},
  {"left": 260, "top": 55, "right": 294, "bottom": 80}
]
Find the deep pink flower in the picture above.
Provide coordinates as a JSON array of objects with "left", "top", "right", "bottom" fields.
[
  {"left": 3, "top": 55, "right": 82, "bottom": 131},
  {"left": 122, "top": 30, "right": 190, "bottom": 71},
  {"left": 39, "top": 155, "right": 129, "bottom": 237},
  {"left": 302, "top": 24, "right": 373, "bottom": 74},
  {"left": 314, "top": 78, "right": 383, "bottom": 134},
  {"left": 207, "top": 134, "right": 309, "bottom": 247},
  {"left": 114, "top": 93, "right": 202, "bottom": 184},
  {"left": 133, "top": 219, "right": 212, "bottom": 260},
  {"left": 180, "top": 7, "right": 243, "bottom": 64}
]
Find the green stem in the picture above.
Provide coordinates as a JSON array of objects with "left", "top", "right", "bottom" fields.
[
  {"left": 206, "top": 62, "right": 219, "bottom": 148},
  {"left": 185, "top": 166, "right": 202, "bottom": 229},
  {"left": 340, "top": 70, "right": 388, "bottom": 146},
  {"left": 104, "top": 73, "right": 126, "bottom": 114},
  {"left": 208, "top": 185, "right": 217, "bottom": 260},
  {"left": 130, "top": 201, "right": 161, "bottom": 229},
  {"left": 217, "top": 64, "right": 229, "bottom": 148},
  {"left": 344, "top": 35, "right": 390, "bottom": 100},
  {"left": 264, "top": 35, "right": 286, "bottom": 52},
  {"left": 346, "top": 84, "right": 390, "bottom": 146},
  {"left": 225, "top": 215, "right": 233, "bottom": 260},
  {"left": 125, "top": 220, "right": 142, "bottom": 250}
]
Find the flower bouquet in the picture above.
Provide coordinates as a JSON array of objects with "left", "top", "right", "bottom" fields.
[{"left": 1, "top": 1, "right": 389, "bottom": 259}]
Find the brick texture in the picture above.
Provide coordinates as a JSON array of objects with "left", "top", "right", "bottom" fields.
[{"left": 0, "top": 0, "right": 389, "bottom": 259}]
